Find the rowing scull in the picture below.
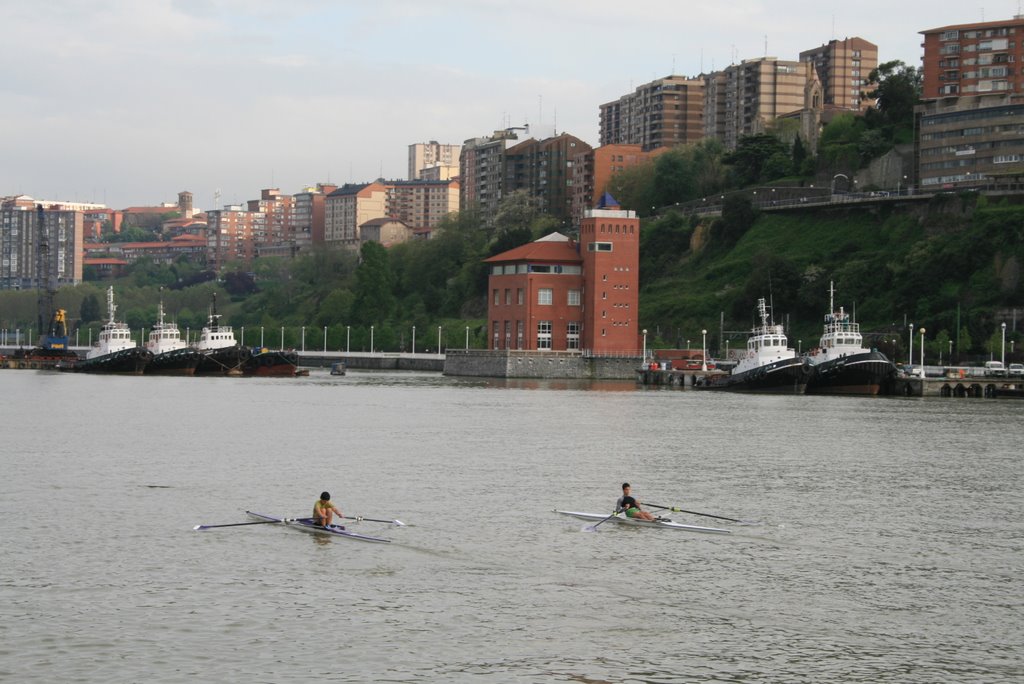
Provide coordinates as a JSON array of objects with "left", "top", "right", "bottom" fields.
[
  {"left": 245, "top": 511, "right": 391, "bottom": 543},
  {"left": 555, "top": 510, "right": 731, "bottom": 535}
]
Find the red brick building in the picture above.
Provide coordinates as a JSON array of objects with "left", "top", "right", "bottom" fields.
[
  {"left": 484, "top": 193, "right": 640, "bottom": 354},
  {"left": 920, "top": 17, "right": 1024, "bottom": 98}
]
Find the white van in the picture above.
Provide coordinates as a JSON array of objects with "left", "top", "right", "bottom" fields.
[{"left": 984, "top": 361, "right": 1006, "bottom": 377}]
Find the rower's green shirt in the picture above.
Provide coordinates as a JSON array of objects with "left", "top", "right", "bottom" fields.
[{"left": 314, "top": 499, "right": 335, "bottom": 515}]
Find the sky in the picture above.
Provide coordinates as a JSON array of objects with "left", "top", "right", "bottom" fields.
[{"left": 1, "top": 0, "right": 1015, "bottom": 210}]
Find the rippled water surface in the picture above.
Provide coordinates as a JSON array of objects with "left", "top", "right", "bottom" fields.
[{"left": 2, "top": 369, "right": 1022, "bottom": 683}]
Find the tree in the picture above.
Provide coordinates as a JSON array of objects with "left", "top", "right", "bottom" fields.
[
  {"left": 80, "top": 293, "right": 101, "bottom": 323},
  {"left": 349, "top": 241, "right": 395, "bottom": 325},
  {"left": 866, "top": 60, "right": 922, "bottom": 132},
  {"left": 724, "top": 134, "right": 789, "bottom": 186}
]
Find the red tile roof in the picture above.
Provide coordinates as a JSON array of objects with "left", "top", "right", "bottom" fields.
[{"left": 484, "top": 239, "right": 580, "bottom": 264}]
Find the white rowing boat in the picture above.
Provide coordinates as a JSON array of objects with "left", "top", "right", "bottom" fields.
[
  {"left": 555, "top": 510, "right": 731, "bottom": 535},
  {"left": 245, "top": 511, "right": 391, "bottom": 543}
]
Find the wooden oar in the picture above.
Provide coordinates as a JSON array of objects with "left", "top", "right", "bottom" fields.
[
  {"left": 193, "top": 518, "right": 294, "bottom": 531},
  {"left": 341, "top": 515, "right": 406, "bottom": 526},
  {"left": 644, "top": 503, "right": 750, "bottom": 524},
  {"left": 585, "top": 509, "right": 621, "bottom": 531}
]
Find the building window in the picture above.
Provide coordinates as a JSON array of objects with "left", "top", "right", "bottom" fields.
[
  {"left": 538, "top": 288, "right": 553, "bottom": 305},
  {"left": 492, "top": 320, "right": 500, "bottom": 348},
  {"left": 537, "top": 321, "right": 552, "bottom": 350},
  {"left": 504, "top": 288, "right": 511, "bottom": 305},
  {"left": 504, "top": 320, "right": 511, "bottom": 348},
  {"left": 587, "top": 242, "right": 613, "bottom": 252},
  {"left": 567, "top": 322, "right": 580, "bottom": 350},
  {"left": 517, "top": 288, "right": 524, "bottom": 305},
  {"left": 568, "top": 289, "right": 581, "bottom": 306},
  {"left": 493, "top": 289, "right": 499, "bottom": 305},
  {"left": 517, "top": 320, "right": 524, "bottom": 349}
]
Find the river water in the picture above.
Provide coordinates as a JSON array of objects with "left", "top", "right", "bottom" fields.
[{"left": 1, "top": 369, "right": 1021, "bottom": 683}]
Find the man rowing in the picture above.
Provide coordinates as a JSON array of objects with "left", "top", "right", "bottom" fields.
[
  {"left": 616, "top": 482, "right": 658, "bottom": 521},
  {"left": 313, "top": 491, "right": 344, "bottom": 528}
]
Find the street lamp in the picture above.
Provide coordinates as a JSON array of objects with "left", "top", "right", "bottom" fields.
[
  {"left": 280, "top": 326, "right": 284, "bottom": 350},
  {"left": 908, "top": 323, "right": 914, "bottom": 366},
  {"left": 948, "top": 339, "right": 953, "bottom": 365},
  {"left": 465, "top": 326, "right": 469, "bottom": 350},
  {"left": 301, "top": 326, "right": 305, "bottom": 352},
  {"left": 798, "top": 339, "right": 802, "bottom": 355},
  {"left": 260, "top": 326, "right": 264, "bottom": 348},
  {"left": 437, "top": 326, "right": 442, "bottom": 353},
  {"left": 919, "top": 327, "right": 926, "bottom": 375},
  {"left": 412, "top": 326, "right": 416, "bottom": 354},
  {"left": 701, "top": 329, "right": 708, "bottom": 372},
  {"left": 686, "top": 339, "right": 690, "bottom": 350},
  {"left": 241, "top": 326, "right": 245, "bottom": 346},
  {"left": 1001, "top": 322, "right": 1007, "bottom": 366},
  {"left": 642, "top": 329, "right": 648, "bottom": 361},
  {"left": 323, "top": 325, "right": 327, "bottom": 353},
  {"left": 370, "top": 325, "right": 374, "bottom": 353},
  {"left": 346, "top": 325, "right": 350, "bottom": 353}
]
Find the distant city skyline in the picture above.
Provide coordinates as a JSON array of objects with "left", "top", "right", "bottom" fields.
[{"left": 1, "top": 0, "right": 1005, "bottom": 209}]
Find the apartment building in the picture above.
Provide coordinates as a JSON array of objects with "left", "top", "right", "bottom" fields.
[
  {"left": 916, "top": 93, "right": 1024, "bottom": 188},
  {"left": 246, "top": 188, "right": 296, "bottom": 251},
  {"left": 920, "top": 17, "right": 1024, "bottom": 98},
  {"left": 483, "top": 193, "right": 639, "bottom": 354},
  {"left": 599, "top": 75, "right": 705, "bottom": 150},
  {"left": 1, "top": 202, "right": 84, "bottom": 290},
  {"left": 459, "top": 128, "right": 524, "bottom": 217},
  {"left": 293, "top": 184, "right": 337, "bottom": 247},
  {"left": 570, "top": 144, "right": 667, "bottom": 229},
  {"left": 504, "top": 133, "right": 591, "bottom": 224},
  {"left": 384, "top": 180, "right": 459, "bottom": 232},
  {"left": 324, "top": 182, "right": 388, "bottom": 247},
  {"left": 205, "top": 205, "right": 260, "bottom": 269},
  {"left": 704, "top": 58, "right": 817, "bottom": 149},
  {"left": 408, "top": 141, "right": 462, "bottom": 180},
  {"left": 917, "top": 17, "right": 1024, "bottom": 188},
  {"left": 799, "top": 37, "right": 878, "bottom": 111}
]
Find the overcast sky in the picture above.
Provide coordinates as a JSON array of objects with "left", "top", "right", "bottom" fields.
[{"left": 1, "top": 0, "right": 1011, "bottom": 210}]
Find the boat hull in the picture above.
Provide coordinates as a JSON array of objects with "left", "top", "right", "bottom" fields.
[
  {"left": 243, "top": 349, "right": 300, "bottom": 377},
  {"left": 245, "top": 511, "right": 390, "bottom": 542},
  {"left": 554, "top": 510, "right": 731, "bottom": 535},
  {"left": 64, "top": 347, "right": 152, "bottom": 375},
  {"left": 806, "top": 351, "right": 896, "bottom": 395},
  {"left": 194, "top": 346, "right": 250, "bottom": 376},
  {"left": 146, "top": 348, "right": 202, "bottom": 376},
  {"left": 703, "top": 357, "right": 811, "bottom": 394}
]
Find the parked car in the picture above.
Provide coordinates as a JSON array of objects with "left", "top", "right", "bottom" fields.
[
  {"left": 984, "top": 360, "right": 1007, "bottom": 377},
  {"left": 1008, "top": 363, "right": 1024, "bottom": 377}
]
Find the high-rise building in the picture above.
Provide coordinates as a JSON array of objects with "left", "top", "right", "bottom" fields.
[
  {"left": 704, "top": 58, "right": 817, "bottom": 149},
  {"left": 205, "top": 206, "right": 260, "bottom": 269},
  {"left": 799, "top": 37, "right": 878, "bottom": 111},
  {"left": 1, "top": 200, "right": 84, "bottom": 290},
  {"left": 459, "top": 128, "right": 525, "bottom": 218},
  {"left": 409, "top": 141, "right": 462, "bottom": 180},
  {"left": 599, "top": 75, "right": 705, "bottom": 150},
  {"left": 504, "top": 133, "right": 591, "bottom": 223},
  {"left": 920, "top": 17, "right": 1024, "bottom": 98},
  {"left": 324, "top": 182, "right": 388, "bottom": 247},
  {"left": 293, "top": 183, "right": 337, "bottom": 247},
  {"left": 570, "top": 144, "right": 668, "bottom": 228},
  {"left": 384, "top": 180, "right": 460, "bottom": 233}
]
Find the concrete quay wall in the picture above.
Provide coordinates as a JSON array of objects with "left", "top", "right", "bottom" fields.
[{"left": 444, "top": 350, "right": 639, "bottom": 379}]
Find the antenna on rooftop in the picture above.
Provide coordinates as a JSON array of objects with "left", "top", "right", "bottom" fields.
[
  {"left": 672, "top": 54, "right": 676, "bottom": 74},
  {"left": 764, "top": 35, "right": 768, "bottom": 57},
  {"left": 214, "top": 188, "right": 221, "bottom": 208}
]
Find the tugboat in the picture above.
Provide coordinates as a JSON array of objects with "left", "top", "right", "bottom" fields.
[
  {"left": 67, "top": 286, "right": 152, "bottom": 374},
  {"left": 703, "top": 298, "right": 811, "bottom": 394},
  {"left": 192, "top": 293, "right": 249, "bottom": 376},
  {"left": 242, "top": 347, "right": 301, "bottom": 377},
  {"left": 805, "top": 282, "right": 896, "bottom": 395},
  {"left": 144, "top": 290, "right": 201, "bottom": 375}
]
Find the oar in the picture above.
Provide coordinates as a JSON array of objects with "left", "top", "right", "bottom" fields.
[
  {"left": 644, "top": 503, "right": 752, "bottom": 524},
  {"left": 585, "top": 509, "right": 621, "bottom": 531},
  {"left": 193, "top": 518, "right": 295, "bottom": 531},
  {"left": 341, "top": 515, "right": 406, "bottom": 526}
]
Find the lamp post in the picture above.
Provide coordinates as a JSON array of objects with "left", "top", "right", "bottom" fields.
[
  {"left": 949, "top": 339, "right": 953, "bottom": 364},
  {"left": 437, "top": 326, "right": 442, "bottom": 353},
  {"left": 301, "top": 326, "right": 305, "bottom": 352},
  {"left": 465, "top": 326, "right": 469, "bottom": 350},
  {"left": 241, "top": 326, "right": 245, "bottom": 346},
  {"left": 908, "top": 323, "right": 914, "bottom": 366},
  {"left": 412, "top": 326, "right": 416, "bottom": 354},
  {"left": 323, "top": 326, "right": 327, "bottom": 353},
  {"left": 686, "top": 338, "right": 690, "bottom": 350},
  {"left": 642, "top": 329, "right": 648, "bottom": 361},
  {"left": 919, "top": 327, "right": 926, "bottom": 375},
  {"left": 280, "top": 326, "right": 284, "bottom": 350},
  {"left": 701, "top": 329, "right": 708, "bottom": 372},
  {"left": 346, "top": 326, "right": 350, "bottom": 353},
  {"left": 370, "top": 325, "right": 374, "bottom": 353},
  {"left": 798, "top": 339, "right": 802, "bottom": 355},
  {"left": 260, "top": 326, "right": 264, "bottom": 348},
  {"left": 1001, "top": 322, "right": 1007, "bottom": 366}
]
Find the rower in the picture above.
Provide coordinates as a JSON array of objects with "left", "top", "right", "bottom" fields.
[
  {"left": 313, "top": 491, "right": 344, "bottom": 528},
  {"left": 616, "top": 483, "right": 658, "bottom": 521}
]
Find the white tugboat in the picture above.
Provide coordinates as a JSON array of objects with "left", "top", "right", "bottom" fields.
[
  {"left": 704, "top": 297, "right": 811, "bottom": 393},
  {"left": 805, "top": 282, "right": 896, "bottom": 395},
  {"left": 192, "top": 293, "right": 249, "bottom": 375},
  {"left": 68, "top": 286, "right": 151, "bottom": 374},
  {"left": 144, "top": 289, "right": 201, "bottom": 375}
]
